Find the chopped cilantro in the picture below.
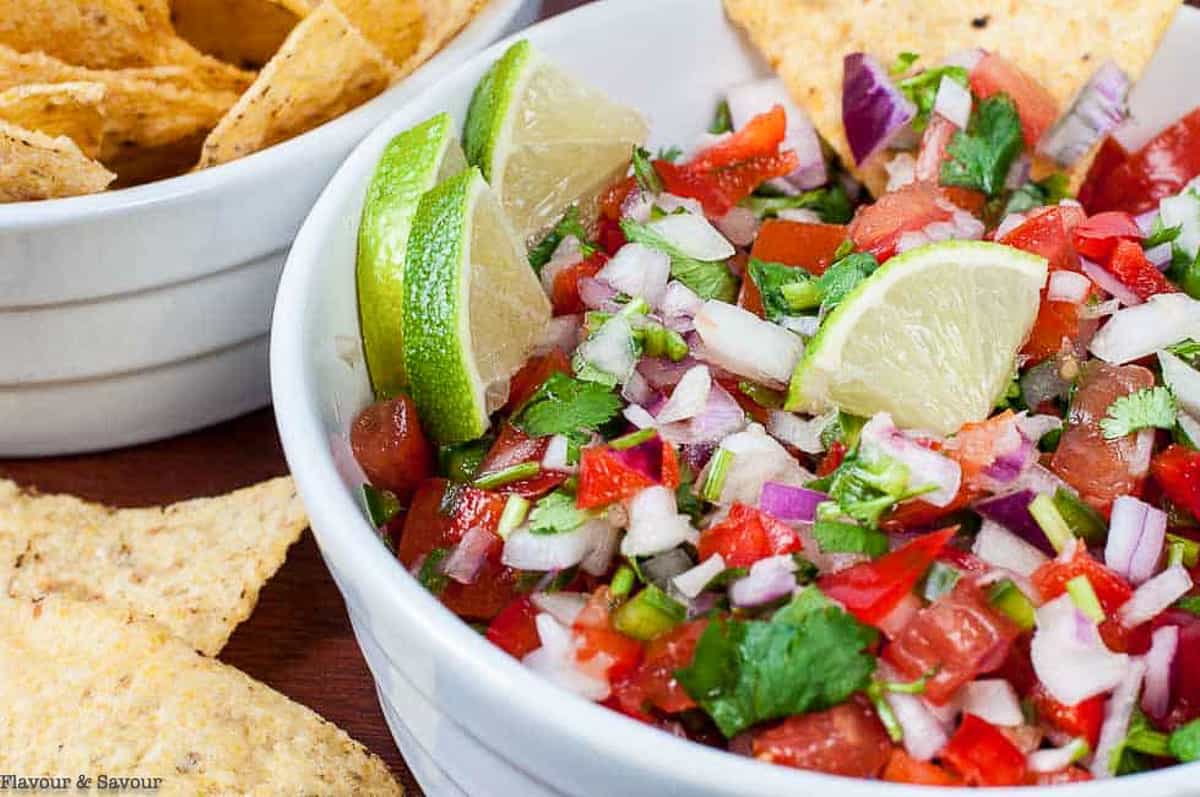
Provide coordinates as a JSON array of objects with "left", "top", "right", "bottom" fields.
[
  {"left": 1168, "top": 339, "right": 1200, "bottom": 364},
  {"left": 813, "top": 516, "right": 889, "bottom": 556},
  {"left": 675, "top": 587, "right": 878, "bottom": 737},
  {"left": 621, "top": 218, "right": 738, "bottom": 301},
  {"left": 889, "top": 51, "right": 920, "bottom": 77},
  {"left": 1144, "top": 217, "right": 1183, "bottom": 249},
  {"left": 940, "top": 94, "right": 1024, "bottom": 197},
  {"left": 897, "top": 65, "right": 969, "bottom": 133},
  {"left": 1099, "top": 386, "right": 1177, "bottom": 439},
  {"left": 675, "top": 462, "right": 705, "bottom": 525},
  {"left": 417, "top": 548, "right": 451, "bottom": 595},
  {"left": 513, "top": 372, "right": 621, "bottom": 439},
  {"left": 632, "top": 146, "right": 664, "bottom": 194},
  {"left": 815, "top": 251, "right": 878, "bottom": 312},
  {"left": 1170, "top": 718, "right": 1200, "bottom": 762},
  {"left": 1003, "top": 173, "right": 1070, "bottom": 215},
  {"left": 741, "top": 184, "right": 854, "bottom": 224},
  {"left": 746, "top": 251, "right": 876, "bottom": 320},
  {"left": 656, "top": 145, "right": 684, "bottom": 163},
  {"left": 1167, "top": 245, "right": 1200, "bottom": 300},
  {"left": 709, "top": 99, "right": 733, "bottom": 134},
  {"left": 527, "top": 205, "right": 598, "bottom": 274},
  {"left": 819, "top": 449, "right": 912, "bottom": 527},
  {"left": 361, "top": 483, "right": 401, "bottom": 527},
  {"left": 528, "top": 490, "right": 594, "bottom": 535},
  {"left": 1176, "top": 595, "right": 1200, "bottom": 615},
  {"left": 747, "top": 258, "right": 814, "bottom": 321},
  {"left": 819, "top": 411, "right": 865, "bottom": 450}
]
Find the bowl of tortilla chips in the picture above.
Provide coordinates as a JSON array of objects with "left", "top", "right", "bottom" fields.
[
  {"left": 0, "top": 0, "right": 537, "bottom": 456},
  {"left": 273, "top": 0, "right": 1200, "bottom": 793}
]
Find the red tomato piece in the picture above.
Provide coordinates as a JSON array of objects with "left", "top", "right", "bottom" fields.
[
  {"left": 1031, "top": 544, "right": 1133, "bottom": 615},
  {"left": 748, "top": 220, "right": 849, "bottom": 275},
  {"left": 1029, "top": 683, "right": 1105, "bottom": 749},
  {"left": 596, "top": 216, "right": 627, "bottom": 254},
  {"left": 1077, "top": 136, "right": 1131, "bottom": 211},
  {"left": 550, "top": 251, "right": 609, "bottom": 315},
  {"left": 1079, "top": 108, "right": 1200, "bottom": 216},
  {"left": 1153, "top": 444, "right": 1200, "bottom": 519},
  {"left": 914, "top": 114, "right": 957, "bottom": 182},
  {"left": 573, "top": 589, "right": 643, "bottom": 682},
  {"left": 817, "top": 440, "right": 847, "bottom": 477},
  {"left": 819, "top": 528, "right": 956, "bottom": 626},
  {"left": 350, "top": 395, "right": 435, "bottom": 502},
  {"left": 696, "top": 502, "right": 803, "bottom": 567},
  {"left": 505, "top": 349, "right": 572, "bottom": 412},
  {"left": 882, "top": 748, "right": 961, "bottom": 786},
  {"left": 970, "top": 53, "right": 1058, "bottom": 147},
  {"left": 1107, "top": 238, "right": 1176, "bottom": 300},
  {"left": 941, "top": 713, "right": 1028, "bottom": 786},
  {"left": 884, "top": 581, "right": 1019, "bottom": 704},
  {"left": 1072, "top": 211, "right": 1144, "bottom": 262},
  {"left": 655, "top": 159, "right": 733, "bottom": 216},
  {"left": 660, "top": 440, "right": 681, "bottom": 490},
  {"left": 750, "top": 700, "right": 893, "bottom": 778},
  {"left": 599, "top": 175, "right": 636, "bottom": 221},
  {"left": 1050, "top": 362, "right": 1156, "bottom": 510},
  {"left": 883, "top": 484, "right": 980, "bottom": 534},
  {"left": 476, "top": 424, "right": 566, "bottom": 499},
  {"left": 695, "top": 152, "right": 803, "bottom": 217},
  {"left": 576, "top": 445, "right": 658, "bottom": 509},
  {"left": 486, "top": 596, "right": 542, "bottom": 659},
  {"left": 690, "top": 106, "right": 787, "bottom": 170},
  {"left": 1153, "top": 609, "right": 1200, "bottom": 727},
  {"left": 849, "top": 181, "right": 957, "bottom": 262},
  {"left": 611, "top": 619, "right": 707, "bottom": 718}
]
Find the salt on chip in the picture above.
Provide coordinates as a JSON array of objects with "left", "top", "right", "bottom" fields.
[
  {"left": 0, "top": 596, "right": 402, "bottom": 796},
  {"left": 0, "top": 120, "right": 114, "bottom": 201},
  {"left": 0, "top": 476, "right": 307, "bottom": 656},
  {"left": 196, "top": 0, "right": 395, "bottom": 167},
  {"left": 724, "top": 0, "right": 1184, "bottom": 192},
  {"left": 171, "top": 0, "right": 303, "bottom": 70},
  {"left": 0, "top": 81, "right": 106, "bottom": 158}
]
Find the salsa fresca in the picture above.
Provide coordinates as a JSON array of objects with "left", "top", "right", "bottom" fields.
[{"left": 351, "top": 44, "right": 1200, "bottom": 786}]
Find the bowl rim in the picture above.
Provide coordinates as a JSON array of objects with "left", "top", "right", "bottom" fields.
[
  {"left": 0, "top": 0, "right": 530, "bottom": 227},
  {"left": 272, "top": 1, "right": 1200, "bottom": 793}
]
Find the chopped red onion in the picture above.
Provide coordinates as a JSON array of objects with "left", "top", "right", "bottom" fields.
[
  {"left": 1081, "top": 256, "right": 1142, "bottom": 306},
  {"left": 933, "top": 76, "right": 972, "bottom": 129},
  {"left": 535, "top": 314, "right": 582, "bottom": 355},
  {"left": 1131, "top": 428, "right": 1154, "bottom": 479},
  {"left": 1038, "top": 61, "right": 1131, "bottom": 167},
  {"left": 621, "top": 368, "right": 655, "bottom": 406},
  {"left": 979, "top": 431, "right": 1036, "bottom": 491},
  {"left": 620, "top": 187, "right": 653, "bottom": 223},
  {"left": 726, "top": 77, "right": 828, "bottom": 190},
  {"left": 1142, "top": 625, "right": 1179, "bottom": 719},
  {"left": 657, "top": 380, "right": 747, "bottom": 446},
  {"left": 974, "top": 490, "right": 1053, "bottom": 554},
  {"left": 759, "top": 481, "right": 827, "bottom": 522},
  {"left": 1032, "top": 595, "right": 1131, "bottom": 705},
  {"left": 648, "top": 213, "right": 735, "bottom": 261},
  {"left": 1091, "top": 658, "right": 1147, "bottom": 778},
  {"left": 714, "top": 206, "right": 760, "bottom": 247},
  {"left": 656, "top": 364, "right": 712, "bottom": 424},
  {"left": 443, "top": 525, "right": 495, "bottom": 585},
  {"left": 1048, "top": 270, "right": 1091, "bottom": 304},
  {"left": 596, "top": 243, "right": 671, "bottom": 306},
  {"left": 973, "top": 519, "right": 1050, "bottom": 577},
  {"left": 612, "top": 435, "right": 666, "bottom": 482},
  {"left": 1012, "top": 463, "right": 1071, "bottom": 497},
  {"left": 961, "top": 679, "right": 1024, "bottom": 727},
  {"left": 859, "top": 413, "right": 962, "bottom": 507},
  {"left": 693, "top": 300, "right": 803, "bottom": 388},
  {"left": 1146, "top": 242, "right": 1174, "bottom": 270},
  {"left": 842, "top": 53, "right": 917, "bottom": 165},
  {"left": 1090, "top": 293, "right": 1200, "bottom": 364},
  {"left": 638, "top": 356, "right": 699, "bottom": 390},
  {"left": 765, "top": 409, "right": 832, "bottom": 454},
  {"left": 1015, "top": 412, "right": 1063, "bottom": 443},
  {"left": 531, "top": 591, "right": 588, "bottom": 627},
  {"left": 1028, "top": 738, "right": 1090, "bottom": 773},
  {"left": 577, "top": 276, "right": 618, "bottom": 310},
  {"left": 623, "top": 403, "right": 657, "bottom": 430},
  {"left": 730, "top": 554, "right": 798, "bottom": 607},
  {"left": 673, "top": 554, "right": 726, "bottom": 599},
  {"left": 656, "top": 193, "right": 706, "bottom": 217},
  {"left": 1106, "top": 495, "right": 1166, "bottom": 585},
  {"left": 621, "top": 486, "right": 696, "bottom": 557},
  {"left": 1135, "top": 209, "right": 1160, "bottom": 236},
  {"left": 994, "top": 212, "right": 1027, "bottom": 240},
  {"left": 580, "top": 525, "right": 619, "bottom": 576},
  {"left": 1005, "top": 154, "right": 1032, "bottom": 191},
  {"left": 1118, "top": 565, "right": 1194, "bottom": 628}
]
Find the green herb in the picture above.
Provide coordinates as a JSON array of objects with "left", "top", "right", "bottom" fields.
[
  {"left": 738, "top": 381, "right": 784, "bottom": 410},
  {"left": 528, "top": 490, "right": 594, "bottom": 535},
  {"left": 675, "top": 587, "right": 878, "bottom": 737},
  {"left": 1003, "top": 173, "right": 1070, "bottom": 216},
  {"left": 1052, "top": 488, "right": 1108, "bottom": 543},
  {"left": 635, "top": 317, "right": 689, "bottom": 361},
  {"left": 1177, "top": 597, "right": 1200, "bottom": 618},
  {"left": 1100, "top": 386, "right": 1177, "bottom": 439},
  {"left": 438, "top": 438, "right": 492, "bottom": 482},
  {"left": 417, "top": 548, "right": 451, "bottom": 595},
  {"left": 1117, "top": 709, "right": 1171, "bottom": 763},
  {"left": 513, "top": 372, "right": 621, "bottom": 439},
  {"left": 889, "top": 51, "right": 920, "bottom": 76},
  {"left": 675, "top": 463, "right": 705, "bottom": 525},
  {"left": 747, "top": 258, "right": 814, "bottom": 321},
  {"left": 741, "top": 184, "right": 854, "bottom": 224},
  {"left": 897, "top": 65, "right": 969, "bottom": 133},
  {"left": 705, "top": 566, "right": 751, "bottom": 590},
  {"left": 1170, "top": 719, "right": 1200, "bottom": 762},
  {"left": 700, "top": 448, "right": 735, "bottom": 502},
  {"left": 868, "top": 684, "right": 904, "bottom": 742},
  {"left": 527, "top": 205, "right": 598, "bottom": 274},
  {"left": 818, "top": 450, "right": 913, "bottom": 527},
  {"left": 940, "top": 94, "right": 1024, "bottom": 197},
  {"left": 361, "top": 483, "right": 402, "bottom": 528},
  {"left": 812, "top": 516, "right": 889, "bottom": 556},
  {"left": 993, "top": 370, "right": 1024, "bottom": 411},
  {"left": 792, "top": 554, "right": 820, "bottom": 583},
  {"left": 921, "top": 561, "right": 961, "bottom": 601},
  {"left": 632, "top": 146, "right": 664, "bottom": 194},
  {"left": 1144, "top": 217, "right": 1183, "bottom": 249},
  {"left": 1167, "top": 245, "right": 1200, "bottom": 300},
  {"left": 709, "top": 99, "right": 733, "bottom": 134},
  {"left": 816, "top": 252, "right": 878, "bottom": 312},
  {"left": 656, "top": 145, "right": 684, "bottom": 163},
  {"left": 819, "top": 411, "right": 866, "bottom": 451},
  {"left": 473, "top": 461, "right": 540, "bottom": 490},
  {"left": 496, "top": 495, "right": 530, "bottom": 540},
  {"left": 614, "top": 584, "right": 687, "bottom": 640},
  {"left": 610, "top": 427, "right": 657, "bottom": 450},
  {"left": 1169, "top": 338, "right": 1200, "bottom": 365},
  {"left": 621, "top": 218, "right": 738, "bottom": 302}
]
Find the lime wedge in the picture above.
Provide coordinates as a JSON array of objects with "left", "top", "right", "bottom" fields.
[
  {"left": 786, "top": 240, "right": 1048, "bottom": 434},
  {"left": 357, "top": 113, "right": 467, "bottom": 396},
  {"left": 403, "top": 167, "right": 552, "bottom": 443},
  {"left": 464, "top": 39, "right": 649, "bottom": 244}
]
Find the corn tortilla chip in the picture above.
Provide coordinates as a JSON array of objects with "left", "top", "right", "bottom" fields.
[
  {"left": 724, "top": 0, "right": 1183, "bottom": 192},
  {"left": 0, "top": 477, "right": 307, "bottom": 656},
  {"left": 0, "top": 596, "right": 402, "bottom": 796},
  {"left": 0, "top": 43, "right": 239, "bottom": 95},
  {"left": 388, "top": 0, "right": 483, "bottom": 78},
  {"left": 107, "top": 130, "right": 209, "bottom": 186},
  {"left": 0, "top": 81, "right": 106, "bottom": 157},
  {"left": 196, "top": 0, "right": 395, "bottom": 167},
  {"left": 269, "top": 0, "right": 315, "bottom": 16},
  {"left": 0, "top": 120, "right": 113, "bottom": 201},
  {"left": 331, "top": 0, "right": 424, "bottom": 66},
  {"left": 170, "top": 0, "right": 302, "bottom": 69}
]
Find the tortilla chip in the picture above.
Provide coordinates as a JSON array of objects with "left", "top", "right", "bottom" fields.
[
  {"left": 0, "top": 477, "right": 307, "bottom": 656},
  {"left": 724, "top": 0, "right": 1183, "bottom": 192},
  {"left": 386, "top": 0, "right": 483, "bottom": 77},
  {"left": 0, "top": 596, "right": 402, "bottom": 795},
  {"left": 0, "top": 81, "right": 106, "bottom": 157},
  {"left": 196, "top": 0, "right": 395, "bottom": 167},
  {"left": 0, "top": 120, "right": 113, "bottom": 201},
  {"left": 0, "top": 0, "right": 254, "bottom": 92},
  {"left": 269, "top": 0, "right": 315, "bottom": 15},
  {"left": 170, "top": 0, "right": 302, "bottom": 70},
  {"left": 107, "top": 130, "right": 209, "bottom": 186},
  {"left": 331, "top": 0, "right": 424, "bottom": 66}
]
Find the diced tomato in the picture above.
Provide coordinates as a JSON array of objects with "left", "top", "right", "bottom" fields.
[
  {"left": 820, "top": 528, "right": 956, "bottom": 626},
  {"left": 660, "top": 440, "right": 681, "bottom": 490},
  {"left": 1153, "top": 444, "right": 1200, "bottom": 520},
  {"left": 1027, "top": 767, "right": 1094, "bottom": 785},
  {"left": 935, "top": 545, "right": 990, "bottom": 574},
  {"left": 690, "top": 105, "right": 787, "bottom": 170},
  {"left": 1031, "top": 544, "right": 1133, "bottom": 615},
  {"left": 596, "top": 216, "right": 627, "bottom": 254},
  {"left": 970, "top": 53, "right": 1058, "bottom": 147},
  {"left": 1028, "top": 683, "right": 1104, "bottom": 749},
  {"left": 1072, "top": 211, "right": 1144, "bottom": 262},
  {"left": 505, "top": 349, "right": 572, "bottom": 412},
  {"left": 697, "top": 502, "right": 803, "bottom": 567},
  {"left": 611, "top": 620, "right": 707, "bottom": 718},
  {"left": 486, "top": 596, "right": 542, "bottom": 659},
  {"left": 573, "top": 589, "right": 643, "bottom": 682},
  {"left": 550, "top": 251, "right": 609, "bottom": 315},
  {"left": 883, "top": 484, "right": 979, "bottom": 533},
  {"left": 658, "top": 152, "right": 800, "bottom": 218},
  {"left": 1107, "top": 238, "right": 1176, "bottom": 300},
  {"left": 884, "top": 581, "right": 1019, "bottom": 704},
  {"left": 1152, "top": 609, "right": 1200, "bottom": 727},
  {"left": 599, "top": 175, "right": 636, "bottom": 221},
  {"left": 750, "top": 700, "right": 893, "bottom": 778},
  {"left": 748, "top": 220, "right": 849, "bottom": 275},
  {"left": 914, "top": 114, "right": 958, "bottom": 182},
  {"left": 476, "top": 424, "right": 566, "bottom": 499},
  {"left": 1050, "top": 362, "right": 1156, "bottom": 510},
  {"left": 941, "top": 713, "right": 1028, "bottom": 786},
  {"left": 1078, "top": 107, "right": 1200, "bottom": 216},
  {"left": 576, "top": 445, "right": 658, "bottom": 509},
  {"left": 995, "top": 636, "right": 1038, "bottom": 695},
  {"left": 945, "top": 410, "right": 1018, "bottom": 480},
  {"left": 849, "top": 181, "right": 958, "bottom": 262},
  {"left": 817, "top": 440, "right": 847, "bottom": 477},
  {"left": 350, "top": 395, "right": 435, "bottom": 502},
  {"left": 882, "top": 748, "right": 961, "bottom": 786}
]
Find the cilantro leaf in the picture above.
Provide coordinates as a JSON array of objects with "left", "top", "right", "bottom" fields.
[
  {"left": 1176, "top": 595, "right": 1200, "bottom": 615},
  {"left": 675, "top": 589, "right": 878, "bottom": 737},
  {"left": 656, "top": 145, "right": 684, "bottom": 163},
  {"left": 417, "top": 548, "right": 451, "bottom": 595},
  {"left": 748, "top": 258, "right": 814, "bottom": 322},
  {"left": 813, "top": 517, "right": 889, "bottom": 556},
  {"left": 1167, "top": 244, "right": 1200, "bottom": 300},
  {"left": 889, "top": 52, "right": 920, "bottom": 77},
  {"left": 528, "top": 205, "right": 598, "bottom": 274},
  {"left": 620, "top": 218, "right": 738, "bottom": 302},
  {"left": 1170, "top": 718, "right": 1200, "bottom": 762},
  {"left": 528, "top": 490, "right": 593, "bottom": 535},
  {"left": 815, "top": 252, "right": 878, "bottom": 312},
  {"left": 1144, "top": 217, "right": 1183, "bottom": 249},
  {"left": 940, "top": 94, "right": 1024, "bottom": 198},
  {"left": 815, "top": 448, "right": 914, "bottom": 527},
  {"left": 742, "top": 184, "right": 854, "bottom": 224},
  {"left": 632, "top": 146, "right": 664, "bottom": 194},
  {"left": 1100, "top": 386, "right": 1177, "bottom": 439},
  {"left": 897, "top": 65, "right": 969, "bottom": 133},
  {"left": 1003, "top": 173, "right": 1070, "bottom": 215},
  {"left": 709, "top": 99, "right": 733, "bottom": 134},
  {"left": 513, "top": 372, "right": 621, "bottom": 438}
]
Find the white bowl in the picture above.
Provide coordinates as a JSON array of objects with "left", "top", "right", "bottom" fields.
[
  {"left": 272, "top": 1, "right": 1200, "bottom": 794},
  {"left": 0, "top": 0, "right": 536, "bottom": 457}
]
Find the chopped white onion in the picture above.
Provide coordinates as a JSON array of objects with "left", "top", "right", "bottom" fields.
[
  {"left": 1081, "top": 257, "right": 1142, "bottom": 306},
  {"left": 621, "top": 368, "right": 655, "bottom": 406},
  {"left": 878, "top": 663, "right": 951, "bottom": 760},
  {"left": 1106, "top": 495, "right": 1167, "bottom": 586},
  {"left": 1146, "top": 242, "right": 1174, "bottom": 270},
  {"left": 779, "top": 315, "right": 821, "bottom": 337},
  {"left": 648, "top": 213, "right": 735, "bottom": 261},
  {"left": 541, "top": 434, "right": 573, "bottom": 473},
  {"left": 726, "top": 77, "right": 827, "bottom": 190},
  {"left": 706, "top": 424, "right": 812, "bottom": 506},
  {"left": 1080, "top": 298, "right": 1121, "bottom": 320},
  {"left": 596, "top": 243, "right": 671, "bottom": 307},
  {"left": 623, "top": 403, "right": 657, "bottom": 430},
  {"left": 994, "top": 212, "right": 1027, "bottom": 240},
  {"left": 884, "top": 153, "right": 917, "bottom": 192},
  {"left": 714, "top": 206, "right": 760, "bottom": 248},
  {"left": 1159, "top": 350, "right": 1200, "bottom": 418},
  {"left": 933, "top": 75, "right": 972, "bottom": 129},
  {"left": 673, "top": 554, "right": 726, "bottom": 599},
  {"left": 580, "top": 525, "right": 620, "bottom": 576},
  {"left": 1091, "top": 658, "right": 1147, "bottom": 778},
  {"left": 775, "top": 208, "right": 822, "bottom": 223},
  {"left": 1028, "top": 739, "right": 1090, "bottom": 773},
  {"left": 531, "top": 591, "right": 588, "bottom": 627},
  {"left": 540, "top": 235, "right": 584, "bottom": 294},
  {"left": 656, "top": 380, "right": 747, "bottom": 446},
  {"left": 1089, "top": 293, "right": 1200, "bottom": 364},
  {"left": 655, "top": 193, "right": 706, "bottom": 217},
  {"left": 523, "top": 614, "right": 609, "bottom": 700},
  {"left": 1159, "top": 186, "right": 1200, "bottom": 262},
  {"left": 1142, "top": 625, "right": 1179, "bottom": 719},
  {"left": 575, "top": 315, "right": 638, "bottom": 384},
  {"left": 895, "top": 208, "right": 986, "bottom": 254},
  {"left": 961, "top": 679, "right": 1025, "bottom": 727},
  {"left": 1038, "top": 61, "right": 1131, "bottom": 167},
  {"left": 660, "top": 280, "right": 703, "bottom": 321},
  {"left": 655, "top": 365, "right": 712, "bottom": 424},
  {"left": 859, "top": 413, "right": 961, "bottom": 507},
  {"left": 693, "top": 300, "right": 804, "bottom": 388},
  {"left": 1131, "top": 428, "right": 1155, "bottom": 479},
  {"left": 974, "top": 519, "right": 1050, "bottom": 577},
  {"left": 535, "top": 314, "right": 582, "bottom": 355},
  {"left": 502, "top": 519, "right": 609, "bottom": 572},
  {"left": 442, "top": 525, "right": 495, "bottom": 585},
  {"left": 1015, "top": 412, "right": 1063, "bottom": 443},
  {"left": 1047, "top": 270, "right": 1091, "bottom": 304},
  {"left": 1032, "top": 595, "right": 1130, "bottom": 705},
  {"left": 621, "top": 486, "right": 696, "bottom": 557},
  {"left": 765, "top": 409, "right": 833, "bottom": 455},
  {"left": 1118, "top": 565, "right": 1194, "bottom": 628},
  {"left": 730, "top": 555, "right": 798, "bottom": 607}
]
